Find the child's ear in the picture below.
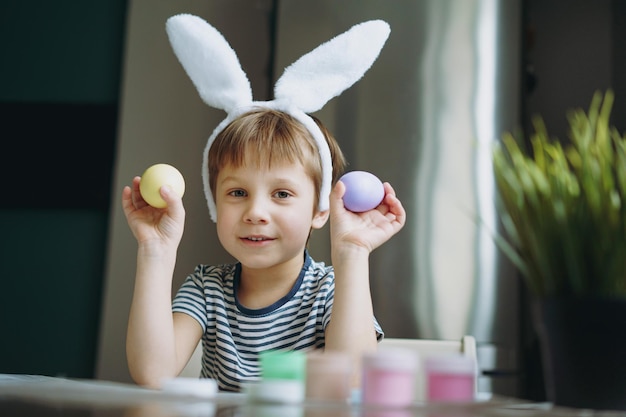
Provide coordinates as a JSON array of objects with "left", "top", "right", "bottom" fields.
[{"left": 312, "top": 210, "right": 330, "bottom": 229}]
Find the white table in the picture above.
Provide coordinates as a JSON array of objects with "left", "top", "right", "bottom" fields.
[{"left": 0, "top": 374, "right": 606, "bottom": 417}]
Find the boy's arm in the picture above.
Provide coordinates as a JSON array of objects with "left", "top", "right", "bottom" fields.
[
  {"left": 325, "top": 245, "right": 377, "bottom": 387},
  {"left": 126, "top": 246, "right": 202, "bottom": 388},
  {"left": 325, "top": 180, "right": 406, "bottom": 386},
  {"left": 123, "top": 178, "right": 201, "bottom": 388}
]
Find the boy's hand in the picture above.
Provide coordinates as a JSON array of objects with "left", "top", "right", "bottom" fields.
[
  {"left": 122, "top": 176, "right": 185, "bottom": 250},
  {"left": 329, "top": 180, "right": 406, "bottom": 254}
]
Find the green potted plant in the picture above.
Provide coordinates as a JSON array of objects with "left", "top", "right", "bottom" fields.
[{"left": 492, "top": 90, "right": 626, "bottom": 410}]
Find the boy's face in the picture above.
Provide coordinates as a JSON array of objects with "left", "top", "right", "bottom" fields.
[{"left": 214, "top": 160, "right": 328, "bottom": 271}]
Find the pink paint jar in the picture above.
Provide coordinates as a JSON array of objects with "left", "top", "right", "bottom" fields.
[
  {"left": 361, "top": 348, "right": 418, "bottom": 408},
  {"left": 425, "top": 354, "right": 475, "bottom": 402},
  {"left": 305, "top": 351, "right": 353, "bottom": 403}
]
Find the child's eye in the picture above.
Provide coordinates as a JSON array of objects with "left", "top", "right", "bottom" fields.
[
  {"left": 274, "top": 190, "right": 292, "bottom": 199},
  {"left": 229, "top": 189, "right": 247, "bottom": 197}
]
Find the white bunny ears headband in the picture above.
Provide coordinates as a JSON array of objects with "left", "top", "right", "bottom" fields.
[{"left": 165, "top": 14, "right": 390, "bottom": 222}]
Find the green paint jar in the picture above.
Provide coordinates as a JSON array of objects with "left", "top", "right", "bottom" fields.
[{"left": 247, "top": 349, "right": 306, "bottom": 403}]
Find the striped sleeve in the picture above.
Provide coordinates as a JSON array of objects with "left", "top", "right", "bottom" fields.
[{"left": 172, "top": 264, "right": 234, "bottom": 332}]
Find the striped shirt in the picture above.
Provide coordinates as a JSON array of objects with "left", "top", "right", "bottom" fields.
[{"left": 171, "top": 251, "right": 383, "bottom": 391}]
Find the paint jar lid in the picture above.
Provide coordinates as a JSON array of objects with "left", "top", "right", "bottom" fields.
[
  {"left": 260, "top": 349, "right": 306, "bottom": 381},
  {"left": 160, "top": 377, "right": 218, "bottom": 398},
  {"left": 362, "top": 347, "right": 419, "bottom": 371},
  {"left": 306, "top": 351, "right": 352, "bottom": 371},
  {"left": 244, "top": 379, "right": 305, "bottom": 404},
  {"left": 424, "top": 354, "right": 476, "bottom": 374}
]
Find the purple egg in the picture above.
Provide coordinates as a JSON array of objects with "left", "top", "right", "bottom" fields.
[{"left": 340, "top": 171, "right": 385, "bottom": 212}]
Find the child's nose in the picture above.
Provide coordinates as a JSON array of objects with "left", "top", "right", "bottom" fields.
[{"left": 244, "top": 196, "right": 270, "bottom": 224}]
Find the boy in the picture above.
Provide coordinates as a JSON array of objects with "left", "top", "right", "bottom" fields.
[{"left": 123, "top": 15, "right": 403, "bottom": 391}]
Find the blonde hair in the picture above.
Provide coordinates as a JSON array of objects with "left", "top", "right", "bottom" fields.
[{"left": 208, "top": 108, "right": 346, "bottom": 209}]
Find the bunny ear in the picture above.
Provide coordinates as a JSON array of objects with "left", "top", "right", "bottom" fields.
[
  {"left": 274, "top": 20, "right": 390, "bottom": 113},
  {"left": 166, "top": 14, "right": 253, "bottom": 113}
]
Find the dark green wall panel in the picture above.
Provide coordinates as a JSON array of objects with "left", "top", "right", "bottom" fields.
[
  {"left": 0, "top": 0, "right": 127, "bottom": 378},
  {"left": 0, "top": 209, "right": 109, "bottom": 377},
  {"left": 0, "top": 1, "right": 127, "bottom": 103},
  {"left": 0, "top": 102, "right": 117, "bottom": 209}
]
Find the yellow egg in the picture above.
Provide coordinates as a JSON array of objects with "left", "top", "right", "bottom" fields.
[{"left": 139, "top": 163, "right": 185, "bottom": 208}]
